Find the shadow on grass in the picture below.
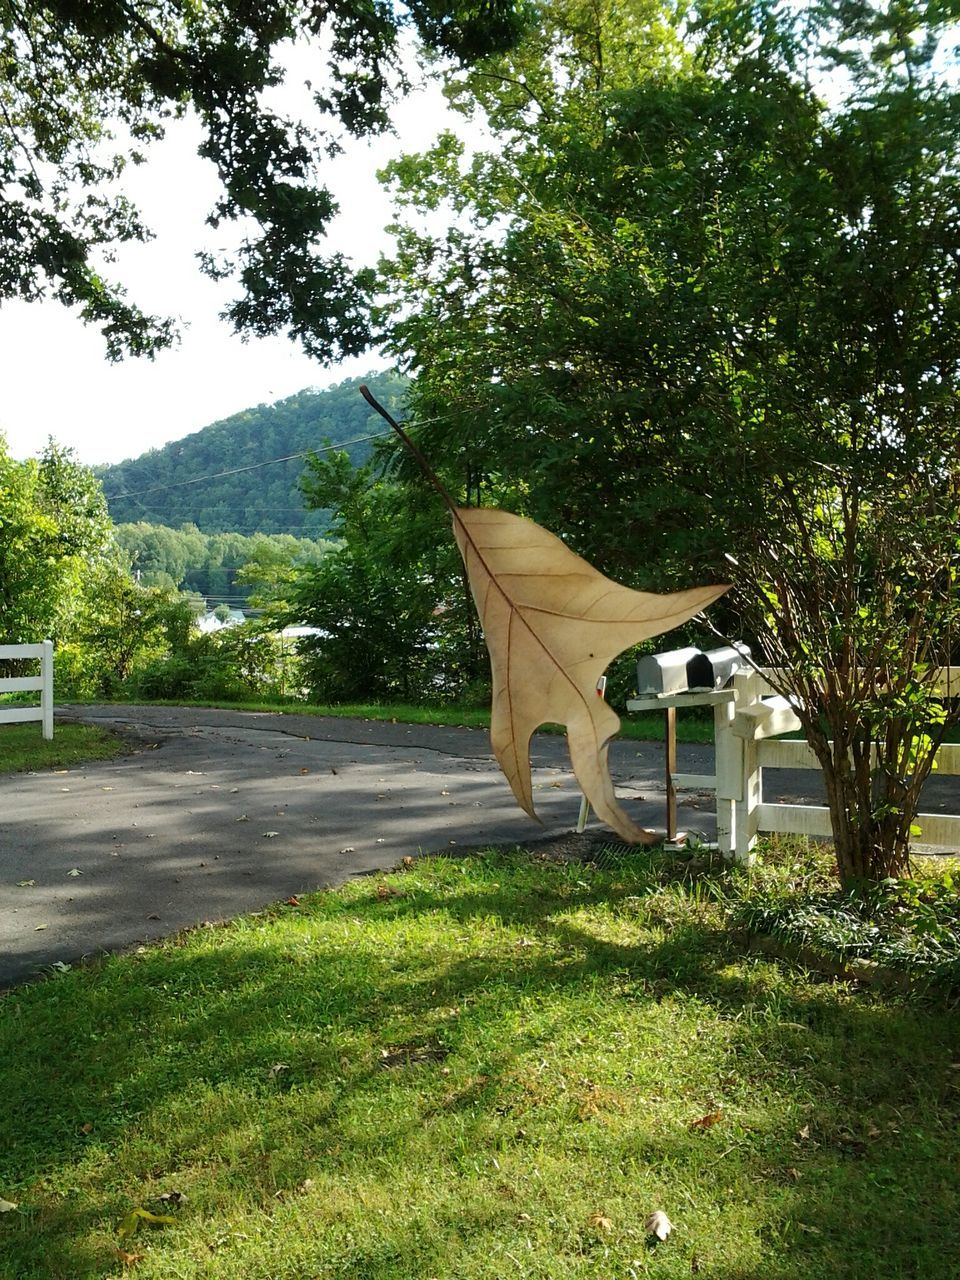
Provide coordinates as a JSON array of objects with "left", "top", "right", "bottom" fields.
[{"left": 2, "top": 850, "right": 959, "bottom": 1279}]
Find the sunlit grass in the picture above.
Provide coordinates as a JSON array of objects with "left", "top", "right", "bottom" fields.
[
  {"left": 0, "top": 722, "right": 127, "bottom": 774},
  {"left": 1, "top": 848, "right": 957, "bottom": 1279}
]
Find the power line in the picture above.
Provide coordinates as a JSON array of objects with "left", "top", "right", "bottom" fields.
[
  {"left": 104, "top": 430, "right": 394, "bottom": 501},
  {"left": 103, "top": 402, "right": 468, "bottom": 504}
]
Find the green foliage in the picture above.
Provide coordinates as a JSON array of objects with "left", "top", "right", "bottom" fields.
[
  {"left": 130, "top": 622, "right": 293, "bottom": 702},
  {"left": 279, "top": 445, "right": 488, "bottom": 703},
  {"left": 0, "top": 437, "right": 111, "bottom": 644},
  {"left": 377, "top": 0, "right": 960, "bottom": 883},
  {"left": 99, "top": 373, "right": 407, "bottom": 535},
  {"left": 57, "top": 556, "right": 195, "bottom": 698},
  {"left": 0, "top": 4, "right": 527, "bottom": 359},
  {"left": 734, "top": 854, "right": 960, "bottom": 986},
  {"left": 113, "top": 522, "right": 332, "bottom": 604}
]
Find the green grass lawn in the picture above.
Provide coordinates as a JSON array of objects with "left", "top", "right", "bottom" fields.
[
  {"left": 1, "top": 848, "right": 957, "bottom": 1279},
  {"left": 0, "top": 722, "right": 128, "bottom": 774}
]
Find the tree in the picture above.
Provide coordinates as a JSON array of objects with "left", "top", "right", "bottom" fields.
[
  {"left": 276, "top": 445, "right": 488, "bottom": 702},
  {"left": 377, "top": 0, "right": 960, "bottom": 885},
  {"left": 0, "top": 2, "right": 527, "bottom": 360},
  {"left": 0, "top": 437, "right": 111, "bottom": 644},
  {"left": 61, "top": 551, "right": 192, "bottom": 695}
]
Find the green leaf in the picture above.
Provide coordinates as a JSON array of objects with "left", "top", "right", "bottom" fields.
[{"left": 117, "top": 1207, "right": 177, "bottom": 1239}]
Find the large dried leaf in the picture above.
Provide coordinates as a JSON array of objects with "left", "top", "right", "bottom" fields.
[{"left": 452, "top": 507, "right": 727, "bottom": 843}]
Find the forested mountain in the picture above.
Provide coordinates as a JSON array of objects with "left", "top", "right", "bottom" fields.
[{"left": 96, "top": 371, "right": 408, "bottom": 535}]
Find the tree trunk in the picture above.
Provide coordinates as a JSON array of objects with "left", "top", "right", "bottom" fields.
[{"left": 810, "top": 730, "right": 915, "bottom": 887}]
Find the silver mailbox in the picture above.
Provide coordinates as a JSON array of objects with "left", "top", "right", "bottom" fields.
[
  {"left": 686, "top": 643, "right": 751, "bottom": 690},
  {"left": 636, "top": 646, "right": 703, "bottom": 696}
]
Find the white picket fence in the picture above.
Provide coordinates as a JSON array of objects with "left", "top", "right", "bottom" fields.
[
  {"left": 629, "top": 667, "right": 960, "bottom": 863},
  {"left": 0, "top": 641, "right": 54, "bottom": 739}
]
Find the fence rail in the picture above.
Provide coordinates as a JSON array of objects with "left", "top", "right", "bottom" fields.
[
  {"left": 0, "top": 641, "right": 53, "bottom": 739},
  {"left": 628, "top": 666, "right": 960, "bottom": 863}
]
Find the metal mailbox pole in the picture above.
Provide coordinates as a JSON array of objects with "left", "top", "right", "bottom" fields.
[{"left": 664, "top": 705, "right": 677, "bottom": 842}]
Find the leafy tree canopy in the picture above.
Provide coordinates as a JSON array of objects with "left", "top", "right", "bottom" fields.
[
  {"left": 376, "top": 0, "right": 960, "bottom": 883},
  {"left": 0, "top": 436, "right": 111, "bottom": 642},
  {"left": 0, "top": 0, "right": 528, "bottom": 359},
  {"left": 114, "top": 520, "right": 331, "bottom": 602}
]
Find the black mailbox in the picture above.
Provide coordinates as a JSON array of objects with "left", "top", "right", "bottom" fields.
[
  {"left": 636, "top": 646, "right": 702, "bottom": 696},
  {"left": 686, "top": 643, "right": 751, "bottom": 690}
]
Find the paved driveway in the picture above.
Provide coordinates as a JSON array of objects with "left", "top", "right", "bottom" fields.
[
  {"left": 0, "top": 706, "right": 677, "bottom": 987},
  {"left": 2, "top": 706, "right": 958, "bottom": 987}
]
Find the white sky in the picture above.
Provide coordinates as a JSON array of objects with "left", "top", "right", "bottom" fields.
[{"left": 0, "top": 56, "right": 455, "bottom": 466}]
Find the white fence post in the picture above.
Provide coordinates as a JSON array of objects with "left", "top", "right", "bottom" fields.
[
  {"left": 730, "top": 670, "right": 762, "bottom": 865},
  {"left": 737, "top": 726, "right": 762, "bottom": 866},
  {"left": 713, "top": 694, "right": 741, "bottom": 860},
  {"left": 41, "top": 639, "right": 53, "bottom": 740}
]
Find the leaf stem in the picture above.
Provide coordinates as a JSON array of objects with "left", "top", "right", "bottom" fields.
[{"left": 358, "top": 385, "right": 457, "bottom": 512}]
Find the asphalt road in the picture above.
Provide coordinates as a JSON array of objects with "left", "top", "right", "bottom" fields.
[{"left": 2, "top": 705, "right": 958, "bottom": 988}]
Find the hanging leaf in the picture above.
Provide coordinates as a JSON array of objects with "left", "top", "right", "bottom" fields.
[
  {"left": 358, "top": 385, "right": 728, "bottom": 843},
  {"left": 452, "top": 507, "right": 727, "bottom": 842}
]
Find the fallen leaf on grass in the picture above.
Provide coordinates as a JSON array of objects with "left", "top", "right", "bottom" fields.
[
  {"left": 376, "top": 884, "right": 399, "bottom": 900},
  {"left": 588, "top": 1213, "right": 614, "bottom": 1232},
  {"left": 0, "top": 1197, "right": 18, "bottom": 1213},
  {"left": 689, "top": 1109, "right": 724, "bottom": 1131},
  {"left": 401, "top": 856, "right": 414, "bottom": 869},
  {"left": 644, "top": 1210, "right": 673, "bottom": 1241},
  {"left": 269, "top": 1063, "right": 290, "bottom": 1078},
  {"left": 80, "top": 1122, "right": 94, "bottom": 1134},
  {"left": 285, "top": 896, "right": 300, "bottom": 907},
  {"left": 797, "top": 1125, "right": 811, "bottom": 1141},
  {"left": 157, "top": 1191, "right": 185, "bottom": 1205},
  {"left": 116, "top": 1249, "right": 144, "bottom": 1266},
  {"left": 118, "top": 1207, "right": 176, "bottom": 1238}
]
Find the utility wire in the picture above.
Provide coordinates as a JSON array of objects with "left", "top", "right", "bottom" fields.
[
  {"left": 103, "top": 404, "right": 470, "bottom": 503},
  {"left": 104, "top": 430, "right": 393, "bottom": 501}
]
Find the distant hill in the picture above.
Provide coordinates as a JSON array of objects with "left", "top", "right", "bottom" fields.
[{"left": 96, "top": 371, "right": 408, "bottom": 535}]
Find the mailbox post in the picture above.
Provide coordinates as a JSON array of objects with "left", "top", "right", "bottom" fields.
[{"left": 626, "top": 643, "right": 752, "bottom": 847}]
